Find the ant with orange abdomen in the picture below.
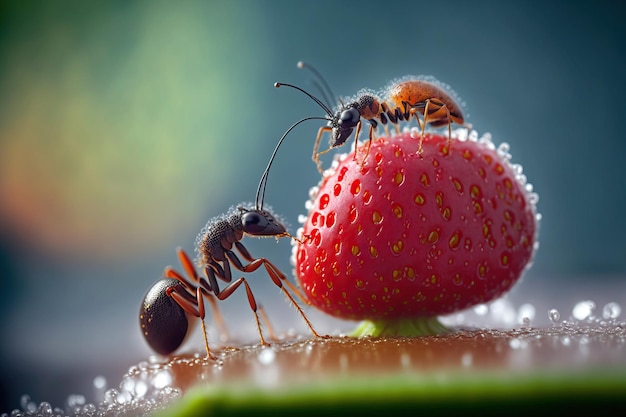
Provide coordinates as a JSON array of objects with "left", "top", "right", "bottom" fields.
[{"left": 275, "top": 61, "right": 469, "bottom": 173}]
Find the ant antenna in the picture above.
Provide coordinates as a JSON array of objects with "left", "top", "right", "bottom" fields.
[
  {"left": 255, "top": 116, "right": 328, "bottom": 210},
  {"left": 297, "top": 61, "right": 338, "bottom": 110},
  {"left": 274, "top": 82, "right": 334, "bottom": 118}
]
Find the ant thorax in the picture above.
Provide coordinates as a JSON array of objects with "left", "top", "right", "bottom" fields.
[{"left": 194, "top": 206, "right": 246, "bottom": 265}]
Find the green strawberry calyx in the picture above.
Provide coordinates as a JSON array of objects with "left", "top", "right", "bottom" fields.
[{"left": 350, "top": 316, "right": 451, "bottom": 337}]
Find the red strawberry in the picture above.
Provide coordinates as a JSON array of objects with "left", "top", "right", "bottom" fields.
[{"left": 292, "top": 129, "right": 539, "bottom": 336}]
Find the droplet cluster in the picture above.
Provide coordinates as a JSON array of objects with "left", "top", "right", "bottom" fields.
[{"left": 2, "top": 356, "right": 184, "bottom": 417}]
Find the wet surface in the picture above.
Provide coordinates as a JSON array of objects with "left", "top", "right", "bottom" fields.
[
  {"left": 5, "top": 303, "right": 626, "bottom": 416},
  {"left": 160, "top": 325, "right": 626, "bottom": 393}
]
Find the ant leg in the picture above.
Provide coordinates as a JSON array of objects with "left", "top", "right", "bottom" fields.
[
  {"left": 176, "top": 248, "right": 199, "bottom": 282},
  {"left": 168, "top": 285, "right": 216, "bottom": 359},
  {"left": 204, "top": 292, "right": 229, "bottom": 341},
  {"left": 417, "top": 99, "right": 433, "bottom": 156},
  {"left": 352, "top": 120, "right": 362, "bottom": 162},
  {"left": 313, "top": 126, "right": 332, "bottom": 174},
  {"left": 261, "top": 260, "right": 324, "bottom": 338},
  {"left": 203, "top": 265, "right": 222, "bottom": 295},
  {"left": 228, "top": 245, "right": 322, "bottom": 337},
  {"left": 215, "top": 277, "right": 269, "bottom": 346},
  {"left": 258, "top": 305, "right": 278, "bottom": 341},
  {"left": 229, "top": 244, "right": 312, "bottom": 307},
  {"left": 229, "top": 244, "right": 307, "bottom": 304},
  {"left": 358, "top": 125, "right": 374, "bottom": 171},
  {"left": 443, "top": 105, "right": 452, "bottom": 153}
]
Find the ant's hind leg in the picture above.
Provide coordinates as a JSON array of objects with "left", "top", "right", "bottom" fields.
[{"left": 168, "top": 285, "right": 216, "bottom": 359}]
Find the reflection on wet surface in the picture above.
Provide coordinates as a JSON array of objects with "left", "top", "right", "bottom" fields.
[{"left": 6, "top": 305, "right": 626, "bottom": 416}]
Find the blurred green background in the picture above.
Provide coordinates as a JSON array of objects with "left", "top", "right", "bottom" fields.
[{"left": 1, "top": 0, "right": 625, "bottom": 411}]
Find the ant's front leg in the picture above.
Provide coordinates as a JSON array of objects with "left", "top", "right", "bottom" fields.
[
  {"left": 313, "top": 126, "right": 332, "bottom": 174},
  {"left": 213, "top": 277, "right": 270, "bottom": 346},
  {"left": 228, "top": 243, "right": 324, "bottom": 338}
]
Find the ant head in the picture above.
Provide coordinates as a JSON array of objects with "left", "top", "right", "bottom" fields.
[
  {"left": 330, "top": 106, "right": 360, "bottom": 148},
  {"left": 239, "top": 207, "right": 287, "bottom": 237}
]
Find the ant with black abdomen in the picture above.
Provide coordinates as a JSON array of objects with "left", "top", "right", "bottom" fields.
[
  {"left": 140, "top": 205, "right": 322, "bottom": 359},
  {"left": 275, "top": 61, "right": 470, "bottom": 173}
]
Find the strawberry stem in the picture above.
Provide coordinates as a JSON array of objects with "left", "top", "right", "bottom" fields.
[{"left": 350, "top": 316, "right": 450, "bottom": 338}]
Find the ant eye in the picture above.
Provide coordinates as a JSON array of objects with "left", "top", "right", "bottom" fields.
[
  {"left": 241, "top": 212, "right": 268, "bottom": 234},
  {"left": 339, "top": 108, "right": 360, "bottom": 127}
]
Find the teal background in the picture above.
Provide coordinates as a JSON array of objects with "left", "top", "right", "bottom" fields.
[{"left": 1, "top": 0, "right": 625, "bottom": 411}]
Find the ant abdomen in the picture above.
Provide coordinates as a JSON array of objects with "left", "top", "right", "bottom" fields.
[
  {"left": 387, "top": 79, "right": 465, "bottom": 127},
  {"left": 140, "top": 278, "right": 196, "bottom": 356}
]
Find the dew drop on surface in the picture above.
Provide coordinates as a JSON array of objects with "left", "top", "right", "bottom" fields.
[
  {"left": 509, "top": 338, "right": 522, "bottom": 349},
  {"left": 258, "top": 347, "right": 276, "bottom": 365},
  {"left": 517, "top": 303, "right": 536, "bottom": 326},
  {"left": 572, "top": 300, "right": 595, "bottom": 321},
  {"left": 602, "top": 302, "right": 622, "bottom": 320},
  {"left": 153, "top": 369, "right": 173, "bottom": 389},
  {"left": 474, "top": 304, "right": 488, "bottom": 316},
  {"left": 93, "top": 375, "right": 107, "bottom": 390},
  {"left": 134, "top": 380, "right": 149, "bottom": 398},
  {"left": 548, "top": 308, "right": 561, "bottom": 324},
  {"left": 66, "top": 394, "right": 86, "bottom": 409}
]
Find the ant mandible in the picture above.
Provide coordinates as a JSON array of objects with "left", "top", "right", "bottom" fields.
[
  {"left": 140, "top": 205, "right": 322, "bottom": 359},
  {"left": 275, "top": 61, "right": 468, "bottom": 173}
]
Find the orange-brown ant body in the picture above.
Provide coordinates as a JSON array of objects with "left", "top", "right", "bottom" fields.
[
  {"left": 386, "top": 78, "right": 467, "bottom": 154},
  {"left": 140, "top": 205, "right": 321, "bottom": 359},
  {"left": 276, "top": 62, "right": 469, "bottom": 173}
]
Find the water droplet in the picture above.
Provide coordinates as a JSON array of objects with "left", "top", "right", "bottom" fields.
[
  {"left": 548, "top": 308, "right": 560, "bottom": 324},
  {"left": 602, "top": 302, "right": 621, "bottom": 320},
  {"left": 258, "top": 347, "right": 276, "bottom": 365},
  {"left": 572, "top": 300, "right": 595, "bottom": 321},
  {"left": 517, "top": 303, "right": 536, "bottom": 325},
  {"left": 93, "top": 375, "right": 107, "bottom": 390},
  {"left": 134, "top": 380, "right": 149, "bottom": 398},
  {"left": 153, "top": 369, "right": 173, "bottom": 389},
  {"left": 36, "top": 402, "right": 52, "bottom": 415},
  {"left": 474, "top": 304, "right": 488, "bottom": 316},
  {"left": 66, "top": 394, "right": 86, "bottom": 409}
]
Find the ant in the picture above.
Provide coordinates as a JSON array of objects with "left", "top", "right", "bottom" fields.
[
  {"left": 275, "top": 61, "right": 468, "bottom": 173},
  {"left": 385, "top": 77, "right": 468, "bottom": 155},
  {"left": 140, "top": 205, "right": 321, "bottom": 359}
]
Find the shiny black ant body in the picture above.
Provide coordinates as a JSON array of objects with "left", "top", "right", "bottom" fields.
[{"left": 140, "top": 205, "right": 321, "bottom": 359}]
